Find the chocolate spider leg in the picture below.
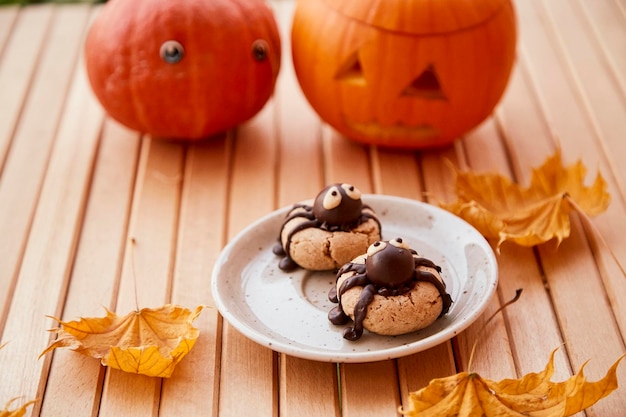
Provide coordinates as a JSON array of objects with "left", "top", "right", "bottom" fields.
[
  {"left": 273, "top": 204, "right": 314, "bottom": 257},
  {"left": 329, "top": 269, "right": 369, "bottom": 326},
  {"left": 332, "top": 272, "right": 368, "bottom": 314},
  {"left": 360, "top": 206, "right": 382, "bottom": 232},
  {"left": 343, "top": 284, "right": 376, "bottom": 341},
  {"left": 415, "top": 269, "right": 453, "bottom": 316},
  {"left": 329, "top": 262, "right": 366, "bottom": 302},
  {"left": 328, "top": 305, "right": 350, "bottom": 325},
  {"left": 414, "top": 257, "right": 443, "bottom": 274},
  {"left": 277, "top": 217, "right": 321, "bottom": 271},
  {"left": 337, "top": 273, "right": 368, "bottom": 298}
]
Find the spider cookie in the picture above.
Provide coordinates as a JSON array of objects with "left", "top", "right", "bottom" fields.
[
  {"left": 273, "top": 183, "right": 381, "bottom": 271},
  {"left": 328, "top": 238, "right": 453, "bottom": 341}
]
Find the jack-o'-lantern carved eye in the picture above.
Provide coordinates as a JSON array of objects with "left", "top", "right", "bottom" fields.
[
  {"left": 402, "top": 64, "right": 447, "bottom": 101},
  {"left": 334, "top": 51, "right": 366, "bottom": 86}
]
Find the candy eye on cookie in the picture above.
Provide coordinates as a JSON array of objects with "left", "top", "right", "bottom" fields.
[
  {"left": 389, "top": 237, "right": 410, "bottom": 249},
  {"left": 341, "top": 183, "right": 361, "bottom": 200},
  {"left": 322, "top": 185, "right": 343, "bottom": 210},
  {"left": 367, "top": 240, "right": 387, "bottom": 256}
]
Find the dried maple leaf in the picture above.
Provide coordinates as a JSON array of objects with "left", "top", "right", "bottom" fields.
[
  {"left": 401, "top": 349, "right": 625, "bottom": 417},
  {"left": 41, "top": 304, "right": 203, "bottom": 378},
  {"left": 0, "top": 399, "right": 36, "bottom": 417},
  {"left": 440, "top": 151, "right": 610, "bottom": 248}
]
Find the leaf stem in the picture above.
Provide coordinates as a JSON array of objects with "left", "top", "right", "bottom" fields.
[
  {"left": 467, "top": 289, "right": 523, "bottom": 373},
  {"left": 130, "top": 237, "right": 140, "bottom": 311},
  {"left": 566, "top": 195, "right": 626, "bottom": 278}
]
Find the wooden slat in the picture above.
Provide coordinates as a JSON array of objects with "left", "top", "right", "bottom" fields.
[
  {"left": 420, "top": 143, "right": 518, "bottom": 381},
  {"left": 279, "top": 358, "right": 340, "bottom": 417},
  {"left": 341, "top": 362, "right": 400, "bottom": 417},
  {"left": 575, "top": 0, "right": 626, "bottom": 99},
  {"left": 97, "top": 138, "right": 184, "bottom": 417},
  {"left": 504, "top": 0, "right": 626, "bottom": 414},
  {"left": 159, "top": 138, "right": 230, "bottom": 417},
  {"left": 218, "top": 102, "right": 278, "bottom": 417},
  {"left": 371, "top": 147, "right": 458, "bottom": 407},
  {"left": 0, "top": 5, "right": 18, "bottom": 54},
  {"left": 322, "top": 128, "right": 372, "bottom": 187},
  {"left": 270, "top": 2, "right": 341, "bottom": 417},
  {"left": 273, "top": 0, "right": 324, "bottom": 204},
  {"left": 536, "top": 0, "right": 626, "bottom": 341},
  {"left": 464, "top": 117, "right": 575, "bottom": 381},
  {"left": 0, "top": 6, "right": 103, "bottom": 410},
  {"left": 0, "top": 5, "right": 51, "bottom": 173},
  {"left": 40, "top": 120, "right": 140, "bottom": 417},
  {"left": 370, "top": 147, "right": 423, "bottom": 199},
  {"left": 397, "top": 344, "right": 456, "bottom": 403},
  {"left": 322, "top": 126, "right": 403, "bottom": 417},
  {"left": 0, "top": 4, "right": 56, "bottom": 327}
]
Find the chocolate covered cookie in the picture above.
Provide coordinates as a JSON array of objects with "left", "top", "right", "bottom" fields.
[
  {"left": 273, "top": 183, "right": 381, "bottom": 271},
  {"left": 329, "top": 238, "right": 453, "bottom": 340}
]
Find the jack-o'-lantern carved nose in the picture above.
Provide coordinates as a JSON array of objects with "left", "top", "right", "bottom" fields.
[{"left": 402, "top": 65, "right": 447, "bottom": 101}]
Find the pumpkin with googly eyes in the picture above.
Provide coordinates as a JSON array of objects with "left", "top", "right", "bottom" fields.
[
  {"left": 84, "top": 0, "right": 281, "bottom": 140},
  {"left": 291, "top": 0, "right": 516, "bottom": 149}
]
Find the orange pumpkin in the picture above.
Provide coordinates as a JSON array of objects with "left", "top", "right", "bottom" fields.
[
  {"left": 85, "top": 0, "right": 281, "bottom": 140},
  {"left": 291, "top": 0, "right": 517, "bottom": 149}
]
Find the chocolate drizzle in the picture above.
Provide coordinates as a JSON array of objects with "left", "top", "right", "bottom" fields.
[
  {"left": 328, "top": 240, "right": 453, "bottom": 341},
  {"left": 273, "top": 184, "right": 380, "bottom": 271}
]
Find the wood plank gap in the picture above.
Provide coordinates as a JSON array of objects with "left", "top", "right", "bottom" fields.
[
  {"left": 163, "top": 143, "right": 187, "bottom": 306},
  {"left": 0, "top": 3, "right": 92, "bottom": 338},
  {"left": 526, "top": 0, "right": 626, "bottom": 356},
  {"left": 0, "top": 17, "right": 104, "bottom": 413},
  {"left": 218, "top": 96, "right": 279, "bottom": 417},
  {"left": 0, "top": 6, "right": 19, "bottom": 55},
  {"left": 0, "top": 5, "right": 53, "bottom": 176},
  {"left": 159, "top": 136, "right": 230, "bottom": 417},
  {"left": 535, "top": 0, "right": 626, "bottom": 207},
  {"left": 573, "top": 0, "right": 626, "bottom": 102},
  {"left": 39, "top": 121, "right": 141, "bottom": 417},
  {"left": 98, "top": 137, "right": 185, "bottom": 417}
]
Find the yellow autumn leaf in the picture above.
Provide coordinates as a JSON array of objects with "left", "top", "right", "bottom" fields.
[
  {"left": 0, "top": 399, "right": 37, "bottom": 417},
  {"left": 440, "top": 151, "right": 610, "bottom": 248},
  {"left": 41, "top": 304, "right": 203, "bottom": 378},
  {"left": 401, "top": 349, "right": 625, "bottom": 417}
]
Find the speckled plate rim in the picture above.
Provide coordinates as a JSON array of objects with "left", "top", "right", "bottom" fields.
[{"left": 211, "top": 194, "right": 498, "bottom": 363}]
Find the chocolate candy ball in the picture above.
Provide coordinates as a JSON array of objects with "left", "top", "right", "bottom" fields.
[
  {"left": 312, "top": 183, "right": 363, "bottom": 227},
  {"left": 365, "top": 239, "right": 415, "bottom": 288}
]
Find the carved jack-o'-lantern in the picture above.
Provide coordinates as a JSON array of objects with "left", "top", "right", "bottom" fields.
[
  {"left": 85, "top": 0, "right": 281, "bottom": 140},
  {"left": 291, "top": 0, "right": 517, "bottom": 149}
]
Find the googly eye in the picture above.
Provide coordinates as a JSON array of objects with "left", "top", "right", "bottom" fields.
[
  {"left": 322, "top": 186, "right": 342, "bottom": 210},
  {"left": 367, "top": 240, "right": 387, "bottom": 256},
  {"left": 341, "top": 183, "right": 361, "bottom": 200},
  {"left": 389, "top": 237, "right": 410, "bottom": 250},
  {"left": 252, "top": 39, "right": 269, "bottom": 61},
  {"left": 160, "top": 40, "right": 184, "bottom": 64}
]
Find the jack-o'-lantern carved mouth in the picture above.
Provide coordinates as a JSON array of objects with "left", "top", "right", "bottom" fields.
[{"left": 344, "top": 118, "right": 440, "bottom": 139}]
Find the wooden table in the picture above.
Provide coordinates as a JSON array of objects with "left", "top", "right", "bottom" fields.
[{"left": 1, "top": 1, "right": 625, "bottom": 416}]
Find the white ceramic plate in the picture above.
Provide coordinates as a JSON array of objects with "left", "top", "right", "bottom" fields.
[{"left": 211, "top": 194, "right": 498, "bottom": 363}]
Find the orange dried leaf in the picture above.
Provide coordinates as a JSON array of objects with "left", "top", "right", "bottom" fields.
[
  {"left": 0, "top": 399, "right": 37, "bottom": 417},
  {"left": 41, "top": 304, "right": 203, "bottom": 378},
  {"left": 440, "top": 151, "right": 610, "bottom": 248},
  {"left": 401, "top": 349, "right": 625, "bottom": 417}
]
